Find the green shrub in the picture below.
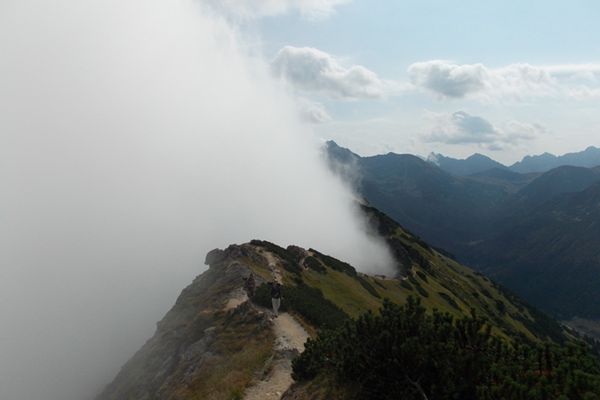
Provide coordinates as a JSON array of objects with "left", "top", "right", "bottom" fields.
[
  {"left": 438, "top": 292, "right": 460, "bottom": 310},
  {"left": 356, "top": 276, "right": 381, "bottom": 298},
  {"left": 251, "top": 283, "right": 348, "bottom": 330},
  {"left": 228, "top": 389, "right": 243, "bottom": 400},
  {"left": 407, "top": 274, "right": 418, "bottom": 285},
  {"left": 250, "top": 240, "right": 302, "bottom": 274},
  {"left": 400, "top": 280, "right": 413, "bottom": 291},
  {"left": 373, "top": 279, "right": 387, "bottom": 289},
  {"left": 495, "top": 299, "right": 506, "bottom": 315},
  {"left": 405, "top": 246, "right": 432, "bottom": 271},
  {"left": 293, "top": 298, "right": 600, "bottom": 400},
  {"left": 309, "top": 249, "right": 357, "bottom": 276},
  {"left": 414, "top": 283, "right": 429, "bottom": 298},
  {"left": 303, "top": 256, "right": 326, "bottom": 274}
]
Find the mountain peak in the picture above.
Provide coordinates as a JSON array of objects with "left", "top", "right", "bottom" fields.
[
  {"left": 427, "top": 152, "right": 441, "bottom": 165},
  {"left": 427, "top": 152, "right": 507, "bottom": 176},
  {"left": 468, "top": 153, "right": 493, "bottom": 160},
  {"left": 325, "top": 140, "right": 359, "bottom": 162}
]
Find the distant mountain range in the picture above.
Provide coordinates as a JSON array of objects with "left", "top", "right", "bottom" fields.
[
  {"left": 327, "top": 141, "right": 600, "bottom": 321},
  {"left": 428, "top": 145, "right": 600, "bottom": 176}
]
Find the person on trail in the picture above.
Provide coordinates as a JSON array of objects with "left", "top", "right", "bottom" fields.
[
  {"left": 243, "top": 273, "right": 255, "bottom": 298},
  {"left": 270, "top": 281, "right": 282, "bottom": 317}
]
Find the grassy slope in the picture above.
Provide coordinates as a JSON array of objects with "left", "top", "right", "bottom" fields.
[{"left": 248, "top": 221, "right": 566, "bottom": 345}]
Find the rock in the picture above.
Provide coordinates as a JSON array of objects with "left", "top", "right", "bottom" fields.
[
  {"left": 204, "top": 248, "right": 226, "bottom": 266},
  {"left": 286, "top": 245, "right": 308, "bottom": 262}
]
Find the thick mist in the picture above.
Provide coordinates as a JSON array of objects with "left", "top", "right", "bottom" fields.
[{"left": 0, "top": 1, "right": 392, "bottom": 399}]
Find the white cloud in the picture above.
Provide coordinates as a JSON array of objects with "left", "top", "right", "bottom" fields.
[
  {"left": 296, "top": 97, "right": 332, "bottom": 123},
  {"left": 502, "top": 120, "right": 547, "bottom": 142},
  {"left": 427, "top": 111, "right": 498, "bottom": 144},
  {"left": 409, "top": 60, "right": 600, "bottom": 100},
  {"left": 408, "top": 61, "right": 488, "bottom": 98},
  {"left": 271, "top": 46, "right": 388, "bottom": 99},
  {"left": 206, "top": 0, "right": 350, "bottom": 19},
  {"left": 425, "top": 111, "right": 541, "bottom": 150},
  {"left": 0, "top": 1, "right": 393, "bottom": 399}
]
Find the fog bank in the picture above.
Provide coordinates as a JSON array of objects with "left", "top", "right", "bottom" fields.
[{"left": 0, "top": 1, "right": 392, "bottom": 399}]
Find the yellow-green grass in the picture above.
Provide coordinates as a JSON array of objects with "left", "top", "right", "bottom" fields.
[
  {"left": 184, "top": 312, "right": 274, "bottom": 400},
  {"left": 245, "top": 242, "right": 552, "bottom": 343}
]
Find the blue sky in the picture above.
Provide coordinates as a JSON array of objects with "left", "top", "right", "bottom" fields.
[
  {"left": 248, "top": 0, "right": 600, "bottom": 164},
  {"left": 259, "top": 1, "right": 600, "bottom": 68}
]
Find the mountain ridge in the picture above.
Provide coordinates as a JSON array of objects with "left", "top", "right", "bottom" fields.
[
  {"left": 428, "top": 152, "right": 508, "bottom": 176},
  {"left": 326, "top": 141, "right": 600, "bottom": 322},
  {"left": 510, "top": 146, "right": 600, "bottom": 173},
  {"left": 96, "top": 204, "right": 578, "bottom": 400},
  {"left": 418, "top": 143, "right": 600, "bottom": 175}
]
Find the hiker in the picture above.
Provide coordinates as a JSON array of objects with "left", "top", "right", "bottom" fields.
[
  {"left": 270, "top": 281, "right": 282, "bottom": 317},
  {"left": 243, "top": 273, "right": 255, "bottom": 298}
]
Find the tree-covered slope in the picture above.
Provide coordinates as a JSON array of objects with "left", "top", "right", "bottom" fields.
[{"left": 287, "top": 299, "right": 600, "bottom": 400}]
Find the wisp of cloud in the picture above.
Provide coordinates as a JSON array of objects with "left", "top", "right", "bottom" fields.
[{"left": 0, "top": 1, "right": 392, "bottom": 399}]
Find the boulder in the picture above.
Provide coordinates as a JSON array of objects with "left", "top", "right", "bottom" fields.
[{"left": 204, "top": 248, "right": 226, "bottom": 266}]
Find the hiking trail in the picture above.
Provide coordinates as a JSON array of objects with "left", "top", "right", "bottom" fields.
[
  {"left": 243, "top": 254, "right": 309, "bottom": 400},
  {"left": 220, "top": 250, "right": 310, "bottom": 400},
  {"left": 244, "top": 312, "right": 309, "bottom": 400}
]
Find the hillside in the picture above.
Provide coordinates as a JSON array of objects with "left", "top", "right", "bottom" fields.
[
  {"left": 468, "top": 182, "right": 600, "bottom": 319},
  {"left": 96, "top": 205, "right": 579, "bottom": 400},
  {"left": 467, "top": 168, "right": 538, "bottom": 193},
  {"left": 326, "top": 141, "right": 600, "bottom": 322},
  {"left": 511, "top": 165, "right": 600, "bottom": 208},
  {"left": 325, "top": 142, "right": 512, "bottom": 251}
]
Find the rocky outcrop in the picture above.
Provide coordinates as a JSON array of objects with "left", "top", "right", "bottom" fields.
[
  {"left": 97, "top": 244, "right": 275, "bottom": 400},
  {"left": 204, "top": 248, "right": 227, "bottom": 266}
]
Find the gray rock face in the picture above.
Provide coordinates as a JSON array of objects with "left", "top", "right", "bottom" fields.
[
  {"left": 204, "top": 248, "right": 227, "bottom": 266},
  {"left": 96, "top": 243, "right": 274, "bottom": 400}
]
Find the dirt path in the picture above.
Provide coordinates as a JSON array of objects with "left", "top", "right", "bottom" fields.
[
  {"left": 261, "top": 250, "right": 278, "bottom": 266},
  {"left": 222, "top": 255, "right": 309, "bottom": 400},
  {"left": 244, "top": 313, "right": 309, "bottom": 400},
  {"left": 256, "top": 248, "right": 283, "bottom": 282},
  {"left": 272, "top": 313, "right": 309, "bottom": 353}
]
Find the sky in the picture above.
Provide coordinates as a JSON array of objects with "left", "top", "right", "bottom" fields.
[
  {"left": 0, "top": 2, "right": 598, "bottom": 399},
  {"left": 247, "top": 0, "right": 600, "bottom": 164}
]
